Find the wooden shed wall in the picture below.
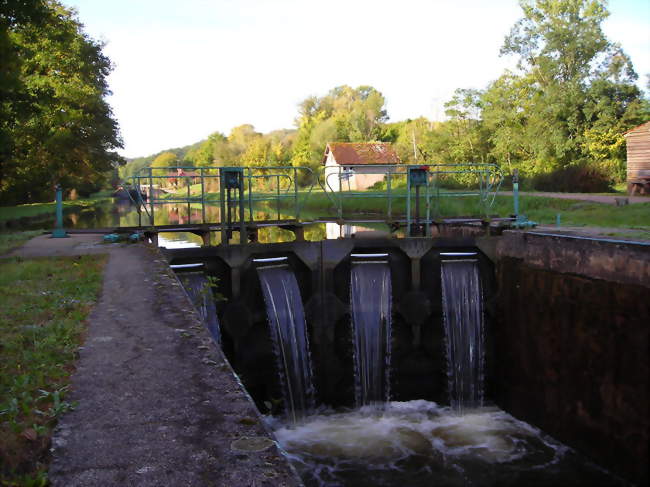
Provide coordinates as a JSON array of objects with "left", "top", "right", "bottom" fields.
[{"left": 625, "top": 122, "right": 650, "bottom": 181}]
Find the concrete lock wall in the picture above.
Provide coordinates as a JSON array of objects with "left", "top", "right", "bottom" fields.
[
  {"left": 164, "top": 231, "right": 648, "bottom": 485},
  {"left": 493, "top": 232, "right": 649, "bottom": 486}
]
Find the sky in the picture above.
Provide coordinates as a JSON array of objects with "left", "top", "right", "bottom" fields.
[{"left": 63, "top": 0, "right": 650, "bottom": 158}]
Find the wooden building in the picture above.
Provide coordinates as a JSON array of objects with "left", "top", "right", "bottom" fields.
[
  {"left": 624, "top": 121, "right": 650, "bottom": 195},
  {"left": 322, "top": 142, "right": 401, "bottom": 191}
]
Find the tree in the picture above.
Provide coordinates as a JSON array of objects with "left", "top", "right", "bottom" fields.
[
  {"left": 150, "top": 151, "right": 179, "bottom": 168},
  {"left": 489, "top": 0, "right": 647, "bottom": 180},
  {"left": 290, "top": 85, "right": 389, "bottom": 175},
  {"left": 0, "top": 0, "right": 123, "bottom": 203}
]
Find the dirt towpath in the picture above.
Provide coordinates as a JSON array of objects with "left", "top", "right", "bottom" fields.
[{"left": 7, "top": 234, "right": 300, "bottom": 486}]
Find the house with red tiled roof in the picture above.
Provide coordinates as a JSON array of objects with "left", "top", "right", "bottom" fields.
[{"left": 322, "top": 142, "right": 401, "bottom": 191}]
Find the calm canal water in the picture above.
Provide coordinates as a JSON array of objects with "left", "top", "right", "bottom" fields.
[{"left": 18, "top": 199, "right": 398, "bottom": 247}]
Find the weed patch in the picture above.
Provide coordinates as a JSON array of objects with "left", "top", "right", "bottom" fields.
[{"left": 0, "top": 255, "right": 107, "bottom": 484}]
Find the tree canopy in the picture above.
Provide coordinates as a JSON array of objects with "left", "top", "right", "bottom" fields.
[
  {"left": 30, "top": 0, "right": 645, "bottom": 195},
  {"left": 1, "top": 0, "right": 123, "bottom": 204}
]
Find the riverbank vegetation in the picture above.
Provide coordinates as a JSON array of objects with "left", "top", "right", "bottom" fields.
[
  {"left": 0, "top": 255, "right": 107, "bottom": 485},
  {"left": 120, "top": 0, "right": 648, "bottom": 194}
]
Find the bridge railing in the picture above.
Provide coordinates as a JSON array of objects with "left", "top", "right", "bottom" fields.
[
  {"left": 322, "top": 162, "right": 503, "bottom": 235},
  {"left": 126, "top": 165, "right": 322, "bottom": 227},
  {"left": 123, "top": 163, "right": 503, "bottom": 237}
]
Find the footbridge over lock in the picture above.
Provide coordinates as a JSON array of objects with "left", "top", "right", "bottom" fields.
[{"left": 116, "top": 163, "right": 523, "bottom": 245}]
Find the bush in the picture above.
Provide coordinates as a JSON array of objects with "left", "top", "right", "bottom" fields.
[{"left": 529, "top": 163, "right": 613, "bottom": 193}]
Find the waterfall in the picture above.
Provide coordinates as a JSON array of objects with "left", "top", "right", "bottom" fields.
[
  {"left": 350, "top": 255, "right": 392, "bottom": 407},
  {"left": 178, "top": 271, "right": 221, "bottom": 343},
  {"left": 257, "top": 260, "right": 314, "bottom": 422},
  {"left": 440, "top": 257, "right": 485, "bottom": 412}
]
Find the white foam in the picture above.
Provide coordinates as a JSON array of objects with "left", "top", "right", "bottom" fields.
[{"left": 273, "top": 401, "right": 561, "bottom": 466}]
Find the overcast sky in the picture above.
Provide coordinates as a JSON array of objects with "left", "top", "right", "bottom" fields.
[{"left": 63, "top": 0, "right": 650, "bottom": 158}]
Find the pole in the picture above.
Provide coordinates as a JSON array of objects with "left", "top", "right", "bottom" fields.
[
  {"left": 239, "top": 173, "right": 246, "bottom": 244},
  {"left": 51, "top": 185, "right": 69, "bottom": 238},
  {"left": 200, "top": 168, "right": 206, "bottom": 224},
  {"left": 406, "top": 168, "right": 412, "bottom": 237},
  {"left": 513, "top": 169, "right": 520, "bottom": 220},
  {"left": 219, "top": 168, "right": 227, "bottom": 245},
  {"left": 148, "top": 167, "right": 155, "bottom": 226}
]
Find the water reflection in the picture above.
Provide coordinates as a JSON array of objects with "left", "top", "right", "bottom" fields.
[{"left": 16, "top": 199, "right": 402, "bottom": 247}]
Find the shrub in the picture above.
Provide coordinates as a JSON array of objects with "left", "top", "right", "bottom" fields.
[{"left": 529, "top": 163, "right": 613, "bottom": 193}]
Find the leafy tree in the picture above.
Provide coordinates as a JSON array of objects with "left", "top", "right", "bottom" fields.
[
  {"left": 485, "top": 0, "right": 647, "bottom": 182},
  {"left": 1, "top": 0, "right": 123, "bottom": 203},
  {"left": 150, "top": 151, "right": 179, "bottom": 168},
  {"left": 290, "top": 85, "right": 389, "bottom": 177}
]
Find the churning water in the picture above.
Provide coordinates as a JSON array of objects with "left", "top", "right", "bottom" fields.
[
  {"left": 441, "top": 259, "right": 485, "bottom": 412},
  {"left": 271, "top": 400, "right": 625, "bottom": 487},
  {"left": 350, "top": 259, "right": 392, "bottom": 406},
  {"left": 257, "top": 264, "right": 315, "bottom": 423},
  {"left": 178, "top": 271, "right": 221, "bottom": 343}
]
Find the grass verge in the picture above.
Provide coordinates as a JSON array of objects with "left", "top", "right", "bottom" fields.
[
  {"left": 254, "top": 190, "right": 649, "bottom": 230},
  {"left": 0, "top": 255, "right": 107, "bottom": 485},
  {"left": 0, "top": 231, "right": 45, "bottom": 255}
]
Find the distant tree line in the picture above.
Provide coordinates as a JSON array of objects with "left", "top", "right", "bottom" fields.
[
  {"left": 0, "top": 0, "right": 123, "bottom": 204},
  {"left": 124, "top": 1, "right": 648, "bottom": 192}
]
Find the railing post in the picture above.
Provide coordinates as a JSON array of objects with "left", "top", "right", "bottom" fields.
[
  {"left": 51, "top": 184, "right": 69, "bottom": 238},
  {"left": 425, "top": 171, "right": 431, "bottom": 237},
  {"left": 387, "top": 170, "right": 392, "bottom": 221},
  {"left": 276, "top": 175, "right": 281, "bottom": 221},
  {"left": 219, "top": 168, "right": 227, "bottom": 245},
  {"left": 406, "top": 166, "right": 411, "bottom": 237},
  {"left": 294, "top": 167, "right": 299, "bottom": 219},
  {"left": 247, "top": 168, "right": 253, "bottom": 222},
  {"left": 200, "top": 167, "right": 206, "bottom": 224},
  {"left": 148, "top": 167, "right": 155, "bottom": 226},
  {"left": 239, "top": 172, "right": 246, "bottom": 244},
  {"left": 513, "top": 169, "right": 520, "bottom": 220},
  {"left": 187, "top": 176, "right": 191, "bottom": 224}
]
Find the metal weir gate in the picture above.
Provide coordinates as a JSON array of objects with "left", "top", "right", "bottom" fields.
[{"left": 125, "top": 163, "right": 504, "bottom": 242}]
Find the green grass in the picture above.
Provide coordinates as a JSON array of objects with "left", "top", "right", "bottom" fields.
[
  {"left": 0, "top": 193, "right": 111, "bottom": 225},
  {"left": 0, "top": 231, "right": 44, "bottom": 255},
  {"left": 254, "top": 190, "right": 649, "bottom": 230},
  {"left": 0, "top": 255, "right": 107, "bottom": 485},
  {"left": 510, "top": 196, "right": 649, "bottom": 228}
]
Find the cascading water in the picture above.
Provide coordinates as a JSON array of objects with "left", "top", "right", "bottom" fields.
[
  {"left": 256, "top": 258, "right": 314, "bottom": 423},
  {"left": 440, "top": 256, "right": 485, "bottom": 412},
  {"left": 350, "top": 254, "right": 392, "bottom": 406},
  {"left": 178, "top": 270, "right": 221, "bottom": 343}
]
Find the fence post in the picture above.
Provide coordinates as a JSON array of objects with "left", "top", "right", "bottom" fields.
[{"left": 51, "top": 184, "right": 69, "bottom": 238}]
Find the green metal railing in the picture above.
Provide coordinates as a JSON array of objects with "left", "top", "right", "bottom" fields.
[
  {"left": 127, "top": 165, "right": 319, "bottom": 227},
  {"left": 124, "top": 163, "right": 503, "bottom": 238},
  {"left": 323, "top": 163, "right": 503, "bottom": 236}
]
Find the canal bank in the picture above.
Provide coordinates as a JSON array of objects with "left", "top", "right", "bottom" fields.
[{"left": 7, "top": 236, "right": 301, "bottom": 486}]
